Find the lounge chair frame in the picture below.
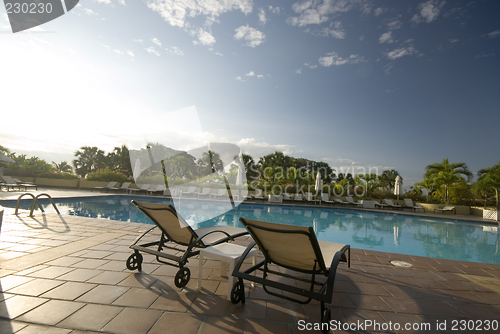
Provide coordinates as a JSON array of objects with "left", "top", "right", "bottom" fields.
[
  {"left": 127, "top": 200, "right": 248, "bottom": 288},
  {"left": 231, "top": 218, "right": 350, "bottom": 333}
]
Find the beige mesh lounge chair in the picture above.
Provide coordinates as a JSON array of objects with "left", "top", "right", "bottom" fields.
[
  {"left": 1, "top": 175, "right": 37, "bottom": 191},
  {"left": 321, "top": 193, "right": 335, "bottom": 205},
  {"left": 305, "top": 192, "right": 320, "bottom": 205},
  {"left": 403, "top": 198, "right": 425, "bottom": 212},
  {"left": 345, "top": 196, "right": 362, "bottom": 207},
  {"left": 195, "top": 188, "right": 211, "bottom": 198},
  {"left": 434, "top": 206, "right": 456, "bottom": 214},
  {"left": 334, "top": 198, "right": 350, "bottom": 206},
  {"left": 294, "top": 193, "right": 303, "bottom": 201},
  {"left": 251, "top": 189, "right": 264, "bottom": 201},
  {"left": 283, "top": 193, "right": 293, "bottom": 201},
  {"left": 181, "top": 186, "right": 197, "bottom": 197},
  {"left": 384, "top": 199, "right": 403, "bottom": 209},
  {"left": 231, "top": 218, "right": 350, "bottom": 332},
  {"left": 109, "top": 182, "right": 132, "bottom": 193},
  {"left": 92, "top": 181, "right": 118, "bottom": 192},
  {"left": 127, "top": 200, "right": 248, "bottom": 288},
  {"left": 148, "top": 184, "right": 167, "bottom": 195},
  {"left": 128, "top": 183, "right": 151, "bottom": 194},
  {"left": 210, "top": 188, "right": 228, "bottom": 199}
]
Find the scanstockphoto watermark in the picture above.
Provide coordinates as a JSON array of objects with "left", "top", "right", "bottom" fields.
[
  {"left": 297, "top": 319, "right": 499, "bottom": 332},
  {"left": 3, "top": 0, "right": 79, "bottom": 33}
]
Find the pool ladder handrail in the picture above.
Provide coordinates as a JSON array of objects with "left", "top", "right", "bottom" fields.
[{"left": 15, "top": 193, "right": 60, "bottom": 216}]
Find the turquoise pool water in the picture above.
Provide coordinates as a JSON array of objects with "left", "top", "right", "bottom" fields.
[{"left": 4, "top": 196, "right": 499, "bottom": 265}]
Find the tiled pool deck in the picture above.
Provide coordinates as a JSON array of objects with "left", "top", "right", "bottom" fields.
[{"left": 1, "top": 188, "right": 499, "bottom": 333}]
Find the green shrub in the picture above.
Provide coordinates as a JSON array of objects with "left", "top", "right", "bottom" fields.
[
  {"left": 86, "top": 168, "right": 129, "bottom": 182},
  {"left": 38, "top": 172, "right": 79, "bottom": 180}
]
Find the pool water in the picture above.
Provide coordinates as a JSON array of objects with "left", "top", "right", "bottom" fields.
[{"left": 4, "top": 196, "right": 499, "bottom": 265}]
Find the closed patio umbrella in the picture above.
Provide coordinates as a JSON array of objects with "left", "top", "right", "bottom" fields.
[
  {"left": 394, "top": 175, "right": 402, "bottom": 202},
  {"left": 314, "top": 171, "right": 322, "bottom": 194},
  {"left": 0, "top": 154, "right": 14, "bottom": 163},
  {"left": 236, "top": 165, "right": 244, "bottom": 187}
]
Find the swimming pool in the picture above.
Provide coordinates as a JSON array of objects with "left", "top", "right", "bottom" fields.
[{"left": 4, "top": 196, "right": 499, "bottom": 265}]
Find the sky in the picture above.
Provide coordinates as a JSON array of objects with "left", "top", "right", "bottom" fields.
[{"left": 1, "top": 0, "right": 500, "bottom": 187}]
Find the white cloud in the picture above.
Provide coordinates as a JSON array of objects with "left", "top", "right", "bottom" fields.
[
  {"left": 304, "top": 62, "right": 317, "bottom": 69},
  {"left": 234, "top": 25, "right": 265, "bottom": 47},
  {"left": 318, "top": 52, "right": 365, "bottom": 67},
  {"left": 151, "top": 37, "right": 161, "bottom": 46},
  {"left": 132, "top": 39, "right": 143, "bottom": 43},
  {"left": 487, "top": 30, "right": 500, "bottom": 38},
  {"left": 269, "top": 6, "right": 280, "bottom": 14},
  {"left": 113, "top": 49, "right": 124, "bottom": 55},
  {"left": 192, "top": 28, "right": 216, "bottom": 46},
  {"left": 379, "top": 31, "right": 394, "bottom": 44},
  {"left": 258, "top": 8, "right": 266, "bottom": 25},
  {"left": 295, "top": 69, "right": 302, "bottom": 74},
  {"left": 236, "top": 76, "right": 244, "bottom": 81},
  {"left": 257, "top": 74, "right": 264, "bottom": 78},
  {"left": 117, "top": 0, "right": 126, "bottom": 5},
  {"left": 93, "top": 0, "right": 111, "bottom": 4},
  {"left": 374, "top": 7, "right": 385, "bottom": 16},
  {"left": 246, "top": 71, "right": 255, "bottom": 76},
  {"left": 287, "top": 0, "right": 365, "bottom": 27},
  {"left": 166, "top": 46, "right": 183, "bottom": 56},
  {"left": 145, "top": 46, "right": 160, "bottom": 56},
  {"left": 145, "top": 0, "right": 253, "bottom": 28},
  {"left": 82, "top": 8, "right": 97, "bottom": 16},
  {"left": 102, "top": 44, "right": 111, "bottom": 50},
  {"left": 385, "top": 46, "right": 418, "bottom": 59},
  {"left": 411, "top": 0, "right": 446, "bottom": 24},
  {"left": 215, "top": 52, "right": 223, "bottom": 56},
  {"left": 387, "top": 19, "right": 402, "bottom": 30},
  {"left": 126, "top": 50, "right": 134, "bottom": 57},
  {"left": 235, "top": 138, "right": 294, "bottom": 156},
  {"left": 317, "top": 21, "right": 345, "bottom": 39}
]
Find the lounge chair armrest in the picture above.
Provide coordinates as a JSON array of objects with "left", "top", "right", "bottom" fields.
[
  {"left": 193, "top": 229, "right": 236, "bottom": 246},
  {"left": 324, "top": 244, "right": 350, "bottom": 302},
  {"left": 232, "top": 241, "right": 258, "bottom": 274},
  {"left": 129, "top": 225, "right": 157, "bottom": 247}
]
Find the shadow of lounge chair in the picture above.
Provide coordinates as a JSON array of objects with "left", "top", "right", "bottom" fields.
[
  {"left": 126, "top": 200, "right": 248, "bottom": 288},
  {"left": 231, "top": 218, "right": 350, "bottom": 333}
]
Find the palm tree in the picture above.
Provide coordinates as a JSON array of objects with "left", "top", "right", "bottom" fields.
[
  {"left": 379, "top": 170, "right": 400, "bottom": 190},
  {"left": 477, "top": 162, "right": 500, "bottom": 212},
  {"left": 198, "top": 150, "right": 224, "bottom": 175},
  {"left": 415, "top": 178, "right": 436, "bottom": 203},
  {"left": 424, "top": 158, "right": 473, "bottom": 203},
  {"left": 73, "top": 146, "right": 106, "bottom": 178},
  {"left": 52, "top": 161, "right": 73, "bottom": 173}
]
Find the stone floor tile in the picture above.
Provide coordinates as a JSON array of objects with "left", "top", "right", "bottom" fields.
[
  {"left": 189, "top": 293, "right": 231, "bottom": 316},
  {"left": 86, "top": 271, "right": 130, "bottom": 285},
  {"left": 45, "top": 257, "right": 84, "bottom": 267},
  {"left": 16, "top": 299, "right": 84, "bottom": 325},
  {"left": 27, "top": 266, "right": 75, "bottom": 279},
  {"left": 70, "top": 258, "right": 109, "bottom": 269},
  {"left": 149, "top": 291, "right": 197, "bottom": 312},
  {"left": 0, "top": 276, "right": 35, "bottom": 291},
  {"left": 117, "top": 272, "right": 158, "bottom": 288},
  {"left": 80, "top": 250, "right": 114, "bottom": 259},
  {"left": 103, "top": 252, "right": 130, "bottom": 261},
  {"left": 0, "top": 295, "right": 48, "bottom": 319},
  {"left": 228, "top": 299, "right": 267, "bottom": 320},
  {"left": 0, "top": 318, "right": 28, "bottom": 334},
  {"left": 101, "top": 307, "right": 162, "bottom": 334},
  {"left": 75, "top": 285, "right": 129, "bottom": 304},
  {"left": 197, "top": 316, "right": 245, "bottom": 334},
  {"left": 40, "top": 281, "right": 97, "bottom": 300},
  {"left": 14, "top": 265, "right": 49, "bottom": 276},
  {"left": 56, "top": 268, "right": 103, "bottom": 282},
  {"left": 7, "top": 278, "right": 64, "bottom": 296},
  {"left": 95, "top": 260, "right": 128, "bottom": 272},
  {"left": 0, "top": 251, "right": 27, "bottom": 260},
  {"left": 15, "top": 323, "right": 72, "bottom": 334},
  {"left": 111, "top": 287, "right": 159, "bottom": 308},
  {"left": 147, "top": 312, "right": 202, "bottom": 334},
  {"left": 58, "top": 303, "right": 124, "bottom": 331}
]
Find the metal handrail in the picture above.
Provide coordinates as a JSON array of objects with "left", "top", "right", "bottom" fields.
[{"left": 15, "top": 193, "right": 60, "bottom": 216}]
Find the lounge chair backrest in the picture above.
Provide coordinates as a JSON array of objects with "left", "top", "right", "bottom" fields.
[
  {"left": 139, "top": 184, "right": 151, "bottom": 190},
  {"left": 240, "top": 218, "right": 327, "bottom": 274},
  {"left": 187, "top": 186, "right": 196, "bottom": 193},
  {"left": 443, "top": 206, "right": 455, "bottom": 210},
  {"left": 121, "top": 182, "right": 131, "bottom": 189},
  {"left": 283, "top": 193, "right": 292, "bottom": 200},
  {"left": 404, "top": 198, "right": 413, "bottom": 206},
  {"left": 132, "top": 201, "right": 199, "bottom": 246},
  {"left": 294, "top": 194, "right": 303, "bottom": 201},
  {"left": 305, "top": 192, "right": 313, "bottom": 201},
  {"left": 218, "top": 189, "right": 226, "bottom": 195},
  {"left": 254, "top": 189, "right": 262, "bottom": 197},
  {"left": 321, "top": 193, "right": 329, "bottom": 201},
  {"left": 384, "top": 199, "right": 394, "bottom": 205},
  {"left": 345, "top": 196, "right": 355, "bottom": 203},
  {"left": 202, "top": 188, "right": 210, "bottom": 194},
  {"left": 106, "top": 182, "right": 118, "bottom": 188}
]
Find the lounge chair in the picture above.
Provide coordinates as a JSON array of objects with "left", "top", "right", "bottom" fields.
[
  {"left": 334, "top": 198, "right": 350, "bottom": 206},
  {"left": 92, "top": 181, "right": 118, "bottom": 192},
  {"left": 127, "top": 200, "right": 248, "bottom": 288},
  {"left": 109, "top": 182, "right": 132, "bottom": 193},
  {"left": 195, "top": 188, "right": 211, "bottom": 198},
  {"left": 345, "top": 196, "right": 362, "bottom": 207},
  {"left": 148, "top": 184, "right": 166, "bottom": 195},
  {"left": 374, "top": 201, "right": 389, "bottom": 209},
  {"left": 1, "top": 175, "right": 36, "bottom": 191},
  {"left": 268, "top": 195, "right": 283, "bottom": 203},
  {"left": 181, "top": 186, "right": 197, "bottom": 197},
  {"left": 321, "top": 193, "right": 335, "bottom": 205},
  {"left": 403, "top": 198, "right": 425, "bottom": 212},
  {"left": 383, "top": 199, "right": 403, "bottom": 209},
  {"left": 128, "top": 183, "right": 151, "bottom": 194},
  {"left": 305, "top": 192, "right": 320, "bottom": 205},
  {"left": 294, "top": 193, "right": 303, "bottom": 201},
  {"left": 10, "top": 177, "right": 38, "bottom": 191},
  {"left": 210, "top": 188, "right": 228, "bottom": 200},
  {"left": 231, "top": 218, "right": 350, "bottom": 332},
  {"left": 434, "top": 206, "right": 456, "bottom": 214},
  {"left": 283, "top": 193, "right": 293, "bottom": 201},
  {"left": 251, "top": 189, "right": 264, "bottom": 201}
]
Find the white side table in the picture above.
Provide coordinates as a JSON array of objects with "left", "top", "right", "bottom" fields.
[{"left": 198, "top": 243, "right": 258, "bottom": 300}]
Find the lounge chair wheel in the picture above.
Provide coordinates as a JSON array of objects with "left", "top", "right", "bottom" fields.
[
  {"left": 126, "top": 253, "right": 143, "bottom": 272},
  {"left": 230, "top": 280, "right": 245, "bottom": 304},
  {"left": 174, "top": 267, "right": 191, "bottom": 288}
]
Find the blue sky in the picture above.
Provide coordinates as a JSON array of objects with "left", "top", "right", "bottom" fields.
[{"left": 1, "top": 0, "right": 499, "bottom": 186}]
